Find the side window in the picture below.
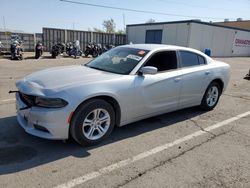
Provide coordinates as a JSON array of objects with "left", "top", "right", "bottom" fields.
[
  {"left": 198, "top": 55, "right": 206, "bottom": 65},
  {"left": 144, "top": 51, "right": 177, "bottom": 72},
  {"left": 179, "top": 51, "right": 199, "bottom": 68}
]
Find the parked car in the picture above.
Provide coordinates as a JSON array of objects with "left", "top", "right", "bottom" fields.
[{"left": 14, "top": 44, "right": 230, "bottom": 146}]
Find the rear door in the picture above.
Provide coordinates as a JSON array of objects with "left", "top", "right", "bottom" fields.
[{"left": 178, "top": 50, "right": 211, "bottom": 108}]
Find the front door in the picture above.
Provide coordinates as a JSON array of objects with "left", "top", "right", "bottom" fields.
[{"left": 132, "top": 50, "right": 181, "bottom": 118}]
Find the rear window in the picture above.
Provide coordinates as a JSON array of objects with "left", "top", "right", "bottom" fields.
[
  {"left": 179, "top": 51, "right": 206, "bottom": 67},
  {"left": 198, "top": 55, "right": 206, "bottom": 65}
]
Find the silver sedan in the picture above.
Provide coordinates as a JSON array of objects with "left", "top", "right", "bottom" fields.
[{"left": 15, "top": 44, "right": 230, "bottom": 146}]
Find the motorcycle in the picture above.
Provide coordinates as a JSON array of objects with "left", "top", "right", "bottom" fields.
[
  {"left": 102, "top": 44, "right": 115, "bottom": 53},
  {"left": 0, "top": 41, "right": 4, "bottom": 54},
  {"left": 10, "top": 41, "right": 23, "bottom": 60},
  {"left": 245, "top": 69, "right": 250, "bottom": 80},
  {"left": 51, "top": 42, "right": 65, "bottom": 58},
  {"left": 66, "top": 40, "right": 82, "bottom": 58},
  {"left": 35, "top": 41, "right": 43, "bottom": 59},
  {"left": 84, "top": 42, "right": 102, "bottom": 58}
]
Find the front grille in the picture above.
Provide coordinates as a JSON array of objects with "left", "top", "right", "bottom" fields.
[{"left": 19, "top": 92, "right": 36, "bottom": 106}]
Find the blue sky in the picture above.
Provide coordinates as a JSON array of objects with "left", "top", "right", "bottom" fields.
[{"left": 1, "top": 0, "right": 250, "bottom": 33}]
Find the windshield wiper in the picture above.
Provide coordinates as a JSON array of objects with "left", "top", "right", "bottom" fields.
[{"left": 87, "top": 66, "right": 105, "bottom": 72}]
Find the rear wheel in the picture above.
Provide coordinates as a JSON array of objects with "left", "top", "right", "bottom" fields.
[
  {"left": 92, "top": 51, "right": 98, "bottom": 58},
  {"left": 200, "top": 82, "right": 221, "bottom": 110},
  {"left": 19, "top": 53, "right": 23, "bottom": 60},
  {"left": 70, "top": 99, "right": 115, "bottom": 146},
  {"left": 52, "top": 52, "right": 56, "bottom": 58}
]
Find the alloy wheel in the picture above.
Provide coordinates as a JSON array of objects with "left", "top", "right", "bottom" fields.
[{"left": 82, "top": 108, "right": 111, "bottom": 140}]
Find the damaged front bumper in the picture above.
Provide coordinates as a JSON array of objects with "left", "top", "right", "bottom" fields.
[{"left": 16, "top": 92, "right": 71, "bottom": 140}]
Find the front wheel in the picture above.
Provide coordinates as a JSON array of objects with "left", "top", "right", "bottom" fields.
[
  {"left": 70, "top": 99, "right": 115, "bottom": 146},
  {"left": 200, "top": 82, "right": 221, "bottom": 111},
  {"left": 84, "top": 50, "right": 89, "bottom": 57}
]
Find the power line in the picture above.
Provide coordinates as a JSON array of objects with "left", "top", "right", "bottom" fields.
[
  {"left": 59, "top": 0, "right": 234, "bottom": 20},
  {"left": 156, "top": 0, "right": 250, "bottom": 13}
]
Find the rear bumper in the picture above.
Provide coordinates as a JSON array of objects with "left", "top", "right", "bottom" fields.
[{"left": 16, "top": 93, "right": 70, "bottom": 140}]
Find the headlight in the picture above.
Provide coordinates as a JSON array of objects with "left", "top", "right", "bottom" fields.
[{"left": 35, "top": 97, "right": 68, "bottom": 108}]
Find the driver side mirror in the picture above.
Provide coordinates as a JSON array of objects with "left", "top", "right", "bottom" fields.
[{"left": 139, "top": 66, "right": 158, "bottom": 75}]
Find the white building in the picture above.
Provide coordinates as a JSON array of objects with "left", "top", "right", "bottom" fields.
[{"left": 126, "top": 20, "right": 250, "bottom": 57}]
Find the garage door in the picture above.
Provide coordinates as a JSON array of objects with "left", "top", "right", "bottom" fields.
[{"left": 145, "top": 30, "right": 162, "bottom": 44}]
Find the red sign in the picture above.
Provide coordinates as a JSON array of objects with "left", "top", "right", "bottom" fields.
[{"left": 235, "top": 39, "right": 250, "bottom": 46}]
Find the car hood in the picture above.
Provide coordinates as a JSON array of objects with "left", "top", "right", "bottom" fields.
[{"left": 16, "top": 65, "right": 121, "bottom": 95}]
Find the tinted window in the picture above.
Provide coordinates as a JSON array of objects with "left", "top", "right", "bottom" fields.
[
  {"left": 198, "top": 55, "right": 206, "bottom": 64},
  {"left": 144, "top": 51, "right": 177, "bottom": 72},
  {"left": 179, "top": 51, "right": 199, "bottom": 67}
]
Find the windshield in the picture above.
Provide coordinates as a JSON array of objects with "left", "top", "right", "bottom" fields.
[{"left": 85, "top": 47, "right": 149, "bottom": 74}]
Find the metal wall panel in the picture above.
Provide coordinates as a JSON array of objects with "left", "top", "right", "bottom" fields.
[
  {"left": 188, "top": 23, "right": 247, "bottom": 57},
  {"left": 0, "top": 31, "right": 35, "bottom": 51},
  {"left": 0, "top": 28, "right": 126, "bottom": 52},
  {"left": 43, "top": 28, "right": 66, "bottom": 51},
  {"left": 126, "top": 25, "right": 147, "bottom": 44},
  {"left": 115, "top": 34, "right": 126, "bottom": 45},
  {"left": 35, "top": 33, "right": 43, "bottom": 44},
  {"left": 42, "top": 28, "right": 125, "bottom": 51}
]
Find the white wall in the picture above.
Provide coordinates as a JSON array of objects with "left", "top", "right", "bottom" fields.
[
  {"left": 232, "top": 31, "right": 250, "bottom": 56},
  {"left": 163, "top": 23, "right": 190, "bottom": 46},
  {"left": 127, "top": 22, "right": 250, "bottom": 56},
  {"left": 189, "top": 23, "right": 250, "bottom": 57},
  {"left": 127, "top": 23, "right": 190, "bottom": 47}
]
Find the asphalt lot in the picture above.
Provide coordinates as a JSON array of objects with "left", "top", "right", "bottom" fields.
[{"left": 0, "top": 54, "right": 250, "bottom": 188}]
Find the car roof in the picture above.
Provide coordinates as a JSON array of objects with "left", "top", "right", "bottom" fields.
[{"left": 120, "top": 44, "right": 210, "bottom": 58}]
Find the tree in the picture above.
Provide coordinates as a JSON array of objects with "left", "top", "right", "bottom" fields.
[
  {"left": 116, "top": 29, "right": 126, "bottom": 34},
  {"left": 103, "top": 19, "right": 116, "bottom": 33},
  {"left": 93, "top": 27, "right": 104, "bottom": 33},
  {"left": 146, "top": 19, "right": 156, "bottom": 23}
]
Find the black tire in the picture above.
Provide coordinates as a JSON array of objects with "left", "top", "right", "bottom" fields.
[
  {"left": 70, "top": 99, "right": 115, "bottom": 146},
  {"left": 84, "top": 51, "right": 89, "bottom": 57},
  {"left": 35, "top": 51, "right": 41, "bottom": 59},
  {"left": 200, "top": 82, "right": 221, "bottom": 111},
  {"left": 92, "top": 51, "right": 98, "bottom": 58},
  {"left": 19, "top": 54, "right": 23, "bottom": 60},
  {"left": 52, "top": 52, "right": 56, "bottom": 58}
]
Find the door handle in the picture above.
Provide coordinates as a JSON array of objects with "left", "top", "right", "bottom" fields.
[
  {"left": 174, "top": 77, "right": 181, "bottom": 82},
  {"left": 205, "top": 71, "right": 210, "bottom": 75}
]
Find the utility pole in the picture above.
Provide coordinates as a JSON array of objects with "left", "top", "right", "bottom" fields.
[
  {"left": 123, "top": 13, "right": 126, "bottom": 32},
  {"left": 2, "top": 16, "right": 8, "bottom": 49},
  {"left": 73, "top": 22, "right": 75, "bottom": 41}
]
